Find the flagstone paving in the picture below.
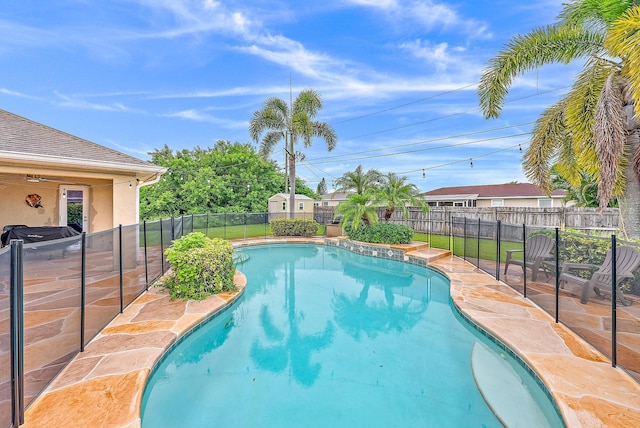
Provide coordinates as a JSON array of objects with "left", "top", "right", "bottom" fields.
[{"left": 17, "top": 237, "right": 640, "bottom": 427}]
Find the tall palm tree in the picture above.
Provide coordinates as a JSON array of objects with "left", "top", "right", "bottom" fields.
[
  {"left": 334, "top": 165, "right": 382, "bottom": 195},
  {"left": 375, "top": 173, "right": 429, "bottom": 222},
  {"left": 335, "top": 193, "right": 379, "bottom": 229},
  {"left": 478, "top": 0, "right": 640, "bottom": 239},
  {"left": 249, "top": 89, "right": 337, "bottom": 219}
]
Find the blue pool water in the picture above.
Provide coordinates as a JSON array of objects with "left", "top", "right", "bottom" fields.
[{"left": 141, "top": 244, "right": 563, "bottom": 427}]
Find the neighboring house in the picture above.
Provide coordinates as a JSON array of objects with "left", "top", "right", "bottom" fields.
[
  {"left": 0, "top": 109, "right": 166, "bottom": 233},
  {"left": 422, "top": 183, "right": 571, "bottom": 208},
  {"left": 319, "top": 191, "right": 354, "bottom": 207},
  {"left": 268, "top": 193, "right": 315, "bottom": 218}
]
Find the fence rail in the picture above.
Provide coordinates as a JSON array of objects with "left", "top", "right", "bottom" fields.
[{"left": 1, "top": 209, "right": 638, "bottom": 427}]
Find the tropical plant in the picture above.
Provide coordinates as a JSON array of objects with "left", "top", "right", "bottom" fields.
[
  {"left": 249, "top": 89, "right": 337, "bottom": 219},
  {"left": 163, "top": 232, "right": 236, "bottom": 300},
  {"left": 478, "top": 0, "right": 640, "bottom": 239},
  {"left": 334, "top": 165, "right": 382, "bottom": 195},
  {"left": 335, "top": 193, "right": 379, "bottom": 229},
  {"left": 375, "top": 172, "right": 429, "bottom": 222},
  {"left": 316, "top": 177, "right": 327, "bottom": 195}
]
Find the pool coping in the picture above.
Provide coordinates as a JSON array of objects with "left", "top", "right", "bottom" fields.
[{"left": 22, "top": 237, "right": 640, "bottom": 427}]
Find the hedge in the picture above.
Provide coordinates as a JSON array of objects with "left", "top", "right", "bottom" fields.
[
  {"left": 344, "top": 222, "right": 413, "bottom": 244},
  {"left": 270, "top": 218, "right": 319, "bottom": 237}
]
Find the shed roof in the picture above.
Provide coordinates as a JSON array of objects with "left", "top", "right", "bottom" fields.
[{"left": 269, "top": 193, "right": 315, "bottom": 201}]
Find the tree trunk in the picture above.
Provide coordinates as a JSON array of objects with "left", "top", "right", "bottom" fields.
[
  {"left": 619, "top": 104, "right": 640, "bottom": 240},
  {"left": 289, "top": 152, "right": 296, "bottom": 220}
]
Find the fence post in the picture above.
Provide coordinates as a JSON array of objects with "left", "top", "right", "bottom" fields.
[
  {"left": 554, "top": 227, "right": 560, "bottom": 323},
  {"left": 171, "top": 217, "right": 175, "bottom": 241},
  {"left": 477, "top": 218, "right": 481, "bottom": 268},
  {"left": 80, "top": 232, "right": 86, "bottom": 351},
  {"left": 244, "top": 213, "right": 247, "bottom": 240},
  {"left": 10, "top": 239, "right": 25, "bottom": 426},
  {"left": 119, "top": 224, "right": 124, "bottom": 313},
  {"left": 206, "top": 213, "right": 209, "bottom": 237},
  {"left": 522, "top": 224, "right": 527, "bottom": 299},
  {"left": 495, "top": 220, "right": 501, "bottom": 281},
  {"left": 611, "top": 234, "right": 617, "bottom": 367},
  {"left": 160, "top": 219, "right": 165, "bottom": 274},
  {"left": 463, "top": 217, "right": 467, "bottom": 260},
  {"left": 224, "top": 213, "right": 227, "bottom": 240},
  {"left": 191, "top": 214, "right": 195, "bottom": 233},
  {"left": 143, "top": 221, "right": 149, "bottom": 289}
]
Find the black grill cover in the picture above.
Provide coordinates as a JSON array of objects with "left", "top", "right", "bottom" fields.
[{"left": 1, "top": 225, "right": 81, "bottom": 247}]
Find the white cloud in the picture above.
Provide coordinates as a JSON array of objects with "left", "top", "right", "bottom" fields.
[
  {"left": 54, "top": 91, "right": 141, "bottom": 113},
  {"left": 0, "top": 88, "right": 40, "bottom": 99},
  {"left": 344, "top": 0, "right": 492, "bottom": 39},
  {"left": 160, "top": 109, "right": 247, "bottom": 128}
]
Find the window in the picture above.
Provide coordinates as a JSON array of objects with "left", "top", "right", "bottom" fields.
[
  {"left": 454, "top": 202, "right": 463, "bottom": 207},
  {"left": 323, "top": 201, "right": 329, "bottom": 206},
  {"left": 491, "top": 199, "right": 504, "bottom": 207},
  {"left": 538, "top": 199, "right": 553, "bottom": 208},
  {"left": 282, "top": 202, "right": 286, "bottom": 211},
  {"left": 299, "top": 202, "right": 304, "bottom": 210}
]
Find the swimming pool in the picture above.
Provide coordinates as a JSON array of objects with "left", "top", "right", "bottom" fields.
[{"left": 141, "top": 244, "right": 563, "bottom": 427}]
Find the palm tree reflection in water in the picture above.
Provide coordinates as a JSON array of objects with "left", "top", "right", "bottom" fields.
[
  {"left": 331, "top": 254, "right": 428, "bottom": 340},
  {"left": 250, "top": 255, "right": 335, "bottom": 387}
]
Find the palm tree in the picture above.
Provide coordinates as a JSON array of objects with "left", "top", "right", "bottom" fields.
[
  {"left": 375, "top": 173, "right": 429, "bottom": 222},
  {"left": 249, "top": 89, "right": 337, "bottom": 219},
  {"left": 335, "top": 193, "right": 379, "bottom": 229},
  {"left": 478, "top": 1, "right": 640, "bottom": 239},
  {"left": 334, "top": 165, "right": 382, "bottom": 195}
]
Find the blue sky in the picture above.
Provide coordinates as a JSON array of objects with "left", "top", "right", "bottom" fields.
[{"left": 1, "top": 0, "right": 578, "bottom": 192}]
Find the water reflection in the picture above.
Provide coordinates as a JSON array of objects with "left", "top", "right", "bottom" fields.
[
  {"left": 250, "top": 256, "right": 335, "bottom": 387},
  {"left": 332, "top": 252, "right": 427, "bottom": 340}
]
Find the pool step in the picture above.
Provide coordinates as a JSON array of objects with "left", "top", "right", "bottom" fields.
[
  {"left": 471, "top": 342, "right": 553, "bottom": 428},
  {"left": 405, "top": 246, "right": 452, "bottom": 263}
]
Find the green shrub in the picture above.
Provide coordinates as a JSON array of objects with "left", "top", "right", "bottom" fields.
[
  {"left": 344, "top": 222, "right": 413, "bottom": 244},
  {"left": 163, "top": 232, "right": 236, "bottom": 300},
  {"left": 270, "top": 218, "right": 319, "bottom": 237}
]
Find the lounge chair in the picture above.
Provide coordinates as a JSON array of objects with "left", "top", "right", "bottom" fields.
[
  {"left": 558, "top": 245, "right": 640, "bottom": 305},
  {"left": 504, "top": 234, "right": 554, "bottom": 281}
]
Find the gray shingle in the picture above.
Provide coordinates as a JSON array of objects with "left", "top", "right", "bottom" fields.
[{"left": 0, "top": 109, "right": 153, "bottom": 168}]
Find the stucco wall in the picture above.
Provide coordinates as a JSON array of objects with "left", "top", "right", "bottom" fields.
[
  {"left": 0, "top": 180, "right": 60, "bottom": 227},
  {"left": 0, "top": 171, "right": 139, "bottom": 232}
]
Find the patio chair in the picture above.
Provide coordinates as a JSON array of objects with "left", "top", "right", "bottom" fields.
[
  {"left": 504, "top": 234, "right": 554, "bottom": 281},
  {"left": 558, "top": 245, "right": 640, "bottom": 305}
]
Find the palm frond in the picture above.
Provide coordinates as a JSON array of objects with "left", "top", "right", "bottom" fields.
[
  {"left": 606, "top": 5, "right": 640, "bottom": 118},
  {"left": 293, "top": 89, "right": 322, "bottom": 117},
  {"left": 523, "top": 100, "right": 569, "bottom": 193},
  {"left": 263, "top": 97, "right": 290, "bottom": 118},
  {"left": 259, "top": 131, "right": 285, "bottom": 157},
  {"left": 479, "top": 24, "right": 606, "bottom": 118},
  {"left": 312, "top": 121, "right": 337, "bottom": 151},
  {"left": 558, "top": 0, "right": 634, "bottom": 29},
  {"left": 594, "top": 72, "right": 627, "bottom": 207}
]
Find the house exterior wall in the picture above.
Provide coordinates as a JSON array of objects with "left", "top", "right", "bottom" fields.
[
  {"left": 475, "top": 197, "right": 566, "bottom": 208},
  {"left": 0, "top": 168, "right": 141, "bottom": 232},
  {"left": 1, "top": 180, "right": 60, "bottom": 227}
]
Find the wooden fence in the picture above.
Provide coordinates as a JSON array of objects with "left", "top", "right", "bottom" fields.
[{"left": 314, "top": 206, "right": 620, "bottom": 236}]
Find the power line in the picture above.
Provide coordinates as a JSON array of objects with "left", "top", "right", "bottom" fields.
[
  {"left": 306, "top": 121, "right": 535, "bottom": 162},
  {"left": 334, "top": 83, "right": 477, "bottom": 124},
  {"left": 308, "top": 132, "right": 531, "bottom": 165},
  {"left": 342, "top": 85, "right": 570, "bottom": 140}
]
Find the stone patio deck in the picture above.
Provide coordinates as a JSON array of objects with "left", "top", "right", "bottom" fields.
[{"left": 20, "top": 237, "right": 640, "bottom": 427}]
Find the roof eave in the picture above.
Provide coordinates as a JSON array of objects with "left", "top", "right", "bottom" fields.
[{"left": 0, "top": 150, "right": 166, "bottom": 176}]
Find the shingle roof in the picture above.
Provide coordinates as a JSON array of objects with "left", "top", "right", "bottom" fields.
[
  {"left": 422, "top": 183, "right": 566, "bottom": 198},
  {"left": 269, "top": 193, "right": 315, "bottom": 200},
  {"left": 0, "top": 109, "right": 155, "bottom": 169}
]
